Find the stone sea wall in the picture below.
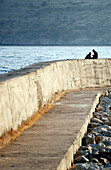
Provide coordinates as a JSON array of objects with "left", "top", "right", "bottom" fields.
[{"left": 0, "top": 59, "right": 111, "bottom": 137}]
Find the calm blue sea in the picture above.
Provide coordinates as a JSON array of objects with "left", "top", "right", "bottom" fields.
[{"left": 0, "top": 46, "right": 111, "bottom": 75}]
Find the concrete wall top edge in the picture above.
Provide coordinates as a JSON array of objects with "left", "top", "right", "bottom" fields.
[{"left": 0, "top": 59, "right": 111, "bottom": 82}]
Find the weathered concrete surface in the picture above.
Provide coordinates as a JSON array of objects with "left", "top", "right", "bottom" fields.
[
  {"left": 0, "top": 59, "right": 111, "bottom": 137},
  {"left": 0, "top": 88, "right": 110, "bottom": 170}
]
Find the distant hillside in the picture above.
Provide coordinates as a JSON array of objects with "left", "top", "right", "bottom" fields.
[{"left": 0, "top": 0, "right": 111, "bottom": 45}]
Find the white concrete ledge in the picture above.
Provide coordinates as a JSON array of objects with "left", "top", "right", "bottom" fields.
[
  {"left": 0, "top": 59, "right": 111, "bottom": 137},
  {"left": 57, "top": 89, "right": 109, "bottom": 170}
]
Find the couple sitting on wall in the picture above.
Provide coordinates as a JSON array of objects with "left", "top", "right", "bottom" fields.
[{"left": 85, "top": 49, "right": 98, "bottom": 59}]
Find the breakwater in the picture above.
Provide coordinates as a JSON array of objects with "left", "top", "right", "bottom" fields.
[
  {"left": 69, "top": 93, "right": 111, "bottom": 169},
  {"left": 0, "top": 59, "right": 111, "bottom": 137}
]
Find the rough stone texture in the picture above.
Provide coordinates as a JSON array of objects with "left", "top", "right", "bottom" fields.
[
  {"left": 0, "top": 89, "right": 110, "bottom": 170},
  {"left": 0, "top": 59, "right": 111, "bottom": 137},
  {"left": 71, "top": 94, "right": 111, "bottom": 170}
]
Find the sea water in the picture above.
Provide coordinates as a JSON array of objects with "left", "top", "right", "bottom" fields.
[{"left": 0, "top": 46, "right": 111, "bottom": 75}]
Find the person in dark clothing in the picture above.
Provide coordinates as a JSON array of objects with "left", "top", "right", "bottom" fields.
[
  {"left": 85, "top": 52, "right": 91, "bottom": 59},
  {"left": 92, "top": 49, "right": 98, "bottom": 59}
]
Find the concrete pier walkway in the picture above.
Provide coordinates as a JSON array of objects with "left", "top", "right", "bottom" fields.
[{"left": 0, "top": 88, "right": 110, "bottom": 170}]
